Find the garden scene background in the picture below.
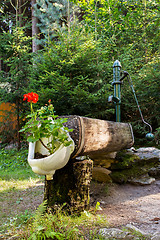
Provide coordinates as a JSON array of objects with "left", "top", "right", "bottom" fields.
[{"left": 0, "top": 0, "right": 159, "bottom": 239}]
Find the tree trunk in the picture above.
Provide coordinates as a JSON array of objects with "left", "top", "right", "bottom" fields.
[
  {"left": 31, "top": 0, "right": 40, "bottom": 52},
  {"left": 44, "top": 158, "right": 93, "bottom": 214},
  {"left": 18, "top": 0, "right": 22, "bottom": 27},
  {"left": 16, "top": 98, "right": 21, "bottom": 150},
  {"left": 0, "top": 58, "right": 2, "bottom": 71}
]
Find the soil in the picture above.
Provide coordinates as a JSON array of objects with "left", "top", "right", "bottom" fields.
[
  {"left": 90, "top": 180, "right": 160, "bottom": 235},
  {"left": 1, "top": 178, "right": 160, "bottom": 237}
]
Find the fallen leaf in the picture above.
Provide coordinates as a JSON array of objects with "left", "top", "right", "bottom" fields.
[{"left": 150, "top": 217, "right": 160, "bottom": 221}]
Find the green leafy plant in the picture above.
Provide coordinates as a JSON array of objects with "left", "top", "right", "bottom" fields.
[
  {"left": 0, "top": 148, "right": 28, "bottom": 170},
  {"left": 25, "top": 201, "right": 79, "bottom": 240},
  {"left": 14, "top": 201, "right": 107, "bottom": 240},
  {"left": 155, "top": 127, "right": 160, "bottom": 146},
  {"left": 94, "top": 202, "right": 101, "bottom": 213},
  {"left": 20, "top": 93, "right": 72, "bottom": 155}
]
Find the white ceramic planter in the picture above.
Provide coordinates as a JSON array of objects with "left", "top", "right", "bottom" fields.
[{"left": 28, "top": 134, "right": 75, "bottom": 180}]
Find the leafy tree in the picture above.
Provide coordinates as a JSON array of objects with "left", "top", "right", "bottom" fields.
[
  {"left": 75, "top": 0, "right": 160, "bottom": 143},
  {"left": 31, "top": 22, "right": 114, "bottom": 119},
  {"left": 31, "top": 0, "right": 159, "bottom": 127},
  {"left": 0, "top": 25, "right": 33, "bottom": 148},
  {"left": 33, "top": 0, "right": 71, "bottom": 46}
]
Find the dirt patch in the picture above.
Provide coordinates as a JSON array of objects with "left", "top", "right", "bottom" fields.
[
  {"left": 1, "top": 178, "right": 160, "bottom": 236},
  {"left": 0, "top": 180, "right": 44, "bottom": 230},
  {"left": 90, "top": 180, "right": 160, "bottom": 234}
]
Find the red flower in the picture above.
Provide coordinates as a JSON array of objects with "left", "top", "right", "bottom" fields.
[{"left": 23, "top": 92, "right": 39, "bottom": 103}]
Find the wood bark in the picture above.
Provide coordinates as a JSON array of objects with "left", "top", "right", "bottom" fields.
[
  {"left": 31, "top": 0, "right": 40, "bottom": 52},
  {"left": 62, "top": 116, "right": 134, "bottom": 159},
  {"left": 79, "top": 117, "right": 134, "bottom": 157},
  {"left": 16, "top": 98, "right": 21, "bottom": 150},
  {"left": 44, "top": 158, "right": 93, "bottom": 214},
  {"left": 18, "top": 0, "right": 22, "bottom": 27}
]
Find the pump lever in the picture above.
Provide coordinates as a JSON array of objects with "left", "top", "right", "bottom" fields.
[
  {"left": 126, "top": 73, "right": 154, "bottom": 141},
  {"left": 119, "top": 71, "right": 129, "bottom": 81}
]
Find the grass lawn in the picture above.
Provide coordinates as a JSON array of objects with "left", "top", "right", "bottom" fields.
[
  {"left": 0, "top": 147, "right": 108, "bottom": 240},
  {"left": 0, "top": 147, "right": 44, "bottom": 237}
]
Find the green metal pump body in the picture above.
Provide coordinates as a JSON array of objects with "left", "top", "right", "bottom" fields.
[{"left": 112, "top": 60, "right": 122, "bottom": 122}]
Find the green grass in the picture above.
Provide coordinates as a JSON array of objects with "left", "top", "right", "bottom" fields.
[
  {"left": 6, "top": 201, "right": 108, "bottom": 240},
  {"left": 0, "top": 147, "right": 108, "bottom": 240},
  {"left": 0, "top": 147, "right": 44, "bottom": 236},
  {"left": 0, "top": 147, "right": 41, "bottom": 180}
]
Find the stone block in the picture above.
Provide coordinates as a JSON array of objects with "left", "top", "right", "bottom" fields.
[{"left": 92, "top": 167, "right": 112, "bottom": 183}]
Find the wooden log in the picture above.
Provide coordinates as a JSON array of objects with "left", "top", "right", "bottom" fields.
[
  {"left": 44, "top": 158, "right": 93, "bottom": 213},
  {"left": 62, "top": 116, "right": 134, "bottom": 159}
]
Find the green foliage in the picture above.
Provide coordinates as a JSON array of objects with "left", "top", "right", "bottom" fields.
[
  {"left": 20, "top": 99, "right": 73, "bottom": 154},
  {"left": 0, "top": 147, "right": 41, "bottom": 180},
  {"left": 0, "top": 26, "right": 33, "bottom": 102},
  {"left": 0, "top": 0, "right": 159, "bottom": 144},
  {"left": 78, "top": 0, "right": 159, "bottom": 51},
  {"left": 0, "top": 147, "right": 28, "bottom": 171},
  {"left": 7, "top": 209, "right": 32, "bottom": 229},
  {"left": 0, "top": 22, "right": 33, "bottom": 147},
  {"left": 15, "top": 202, "right": 107, "bottom": 239},
  {"left": 32, "top": 23, "right": 113, "bottom": 119},
  {"left": 121, "top": 56, "right": 160, "bottom": 144},
  {"left": 135, "top": 58, "right": 160, "bottom": 125},
  {"left": 34, "top": 0, "right": 70, "bottom": 45},
  {"left": 155, "top": 127, "right": 160, "bottom": 147},
  {"left": 76, "top": 0, "right": 160, "bottom": 133},
  {"left": 94, "top": 201, "right": 101, "bottom": 212},
  {"left": 31, "top": 0, "right": 159, "bottom": 131},
  {"left": 27, "top": 202, "right": 79, "bottom": 240}
]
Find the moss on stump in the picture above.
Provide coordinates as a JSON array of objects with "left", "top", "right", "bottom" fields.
[{"left": 44, "top": 158, "right": 93, "bottom": 214}]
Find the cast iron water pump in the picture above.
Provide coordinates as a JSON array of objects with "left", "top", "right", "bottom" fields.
[{"left": 108, "top": 60, "right": 154, "bottom": 141}]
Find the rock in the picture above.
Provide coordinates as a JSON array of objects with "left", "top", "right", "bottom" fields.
[
  {"left": 151, "top": 233, "right": 160, "bottom": 240},
  {"left": 93, "top": 152, "right": 117, "bottom": 168},
  {"left": 149, "top": 165, "right": 160, "bottom": 178},
  {"left": 134, "top": 147, "right": 160, "bottom": 161},
  {"left": 112, "top": 147, "right": 160, "bottom": 171},
  {"left": 110, "top": 166, "right": 152, "bottom": 184},
  {"left": 127, "top": 147, "right": 137, "bottom": 153},
  {"left": 92, "top": 167, "right": 112, "bottom": 183},
  {"left": 128, "top": 174, "right": 155, "bottom": 185},
  {"left": 125, "top": 224, "right": 147, "bottom": 236},
  {"left": 99, "top": 225, "right": 152, "bottom": 240},
  {"left": 111, "top": 151, "right": 140, "bottom": 170},
  {"left": 93, "top": 158, "right": 115, "bottom": 169},
  {"left": 110, "top": 147, "right": 160, "bottom": 184},
  {"left": 99, "top": 228, "right": 131, "bottom": 239},
  {"left": 75, "top": 156, "right": 89, "bottom": 161}
]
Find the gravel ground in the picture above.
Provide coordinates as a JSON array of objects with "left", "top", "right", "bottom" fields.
[{"left": 90, "top": 180, "right": 160, "bottom": 235}]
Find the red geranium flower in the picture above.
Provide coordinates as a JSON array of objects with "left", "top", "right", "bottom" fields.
[{"left": 23, "top": 92, "right": 39, "bottom": 103}]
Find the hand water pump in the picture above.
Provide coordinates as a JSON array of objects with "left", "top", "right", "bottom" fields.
[{"left": 109, "top": 60, "right": 154, "bottom": 141}]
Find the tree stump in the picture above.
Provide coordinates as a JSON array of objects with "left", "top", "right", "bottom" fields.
[{"left": 44, "top": 158, "right": 93, "bottom": 214}]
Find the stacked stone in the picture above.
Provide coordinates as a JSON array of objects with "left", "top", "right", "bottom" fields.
[{"left": 92, "top": 147, "right": 160, "bottom": 185}]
